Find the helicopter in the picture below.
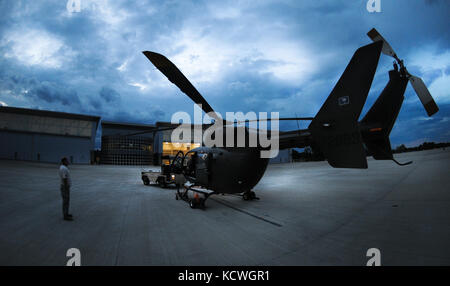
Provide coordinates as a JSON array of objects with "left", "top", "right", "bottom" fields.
[{"left": 137, "top": 28, "right": 438, "bottom": 209}]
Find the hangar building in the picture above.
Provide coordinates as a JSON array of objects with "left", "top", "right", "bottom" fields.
[
  {"left": 0, "top": 106, "right": 100, "bottom": 164},
  {"left": 100, "top": 120, "right": 290, "bottom": 165},
  {"left": 0, "top": 106, "right": 291, "bottom": 165},
  {"left": 100, "top": 121, "right": 155, "bottom": 165},
  {"left": 100, "top": 121, "right": 202, "bottom": 166}
]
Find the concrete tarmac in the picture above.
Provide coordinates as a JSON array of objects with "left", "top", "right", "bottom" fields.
[{"left": 0, "top": 149, "right": 449, "bottom": 265}]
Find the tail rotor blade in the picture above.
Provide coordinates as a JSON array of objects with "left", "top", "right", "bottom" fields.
[
  {"left": 367, "top": 28, "right": 397, "bottom": 58},
  {"left": 409, "top": 75, "right": 439, "bottom": 116}
]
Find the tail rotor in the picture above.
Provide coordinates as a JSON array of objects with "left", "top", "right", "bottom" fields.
[{"left": 367, "top": 28, "right": 439, "bottom": 117}]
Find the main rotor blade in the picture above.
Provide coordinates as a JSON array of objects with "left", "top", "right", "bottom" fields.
[
  {"left": 142, "top": 51, "right": 222, "bottom": 122},
  {"left": 367, "top": 28, "right": 397, "bottom": 58},
  {"left": 115, "top": 126, "right": 180, "bottom": 137},
  {"left": 229, "top": 117, "right": 314, "bottom": 125},
  {"left": 409, "top": 75, "right": 439, "bottom": 116}
]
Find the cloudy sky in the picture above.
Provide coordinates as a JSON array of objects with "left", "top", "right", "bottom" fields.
[{"left": 0, "top": 0, "right": 449, "bottom": 148}]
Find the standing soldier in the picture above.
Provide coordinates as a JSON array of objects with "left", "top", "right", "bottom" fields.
[{"left": 59, "top": 157, "right": 73, "bottom": 221}]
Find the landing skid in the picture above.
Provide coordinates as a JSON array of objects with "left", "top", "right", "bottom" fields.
[{"left": 176, "top": 184, "right": 216, "bottom": 209}]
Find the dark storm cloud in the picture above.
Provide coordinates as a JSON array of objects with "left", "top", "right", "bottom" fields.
[
  {"left": 99, "top": 87, "right": 120, "bottom": 103},
  {"left": 29, "top": 82, "right": 81, "bottom": 107},
  {"left": 390, "top": 103, "right": 450, "bottom": 147},
  {"left": 425, "top": 0, "right": 440, "bottom": 5},
  {"left": 104, "top": 107, "right": 165, "bottom": 125},
  {"left": 0, "top": 0, "right": 448, "bottom": 146},
  {"left": 89, "top": 99, "right": 102, "bottom": 110}
]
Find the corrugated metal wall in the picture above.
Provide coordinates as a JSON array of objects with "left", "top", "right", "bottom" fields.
[
  {"left": 0, "top": 131, "right": 94, "bottom": 164},
  {"left": 0, "top": 113, "right": 94, "bottom": 137},
  {"left": 0, "top": 109, "right": 99, "bottom": 164}
]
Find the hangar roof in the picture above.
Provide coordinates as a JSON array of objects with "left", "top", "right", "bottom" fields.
[
  {"left": 0, "top": 106, "right": 100, "bottom": 122},
  {"left": 101, "top": 121, "right": 155, "bottom": 130},
  {"left": 0, "top": 106, "right": 100, "bottom": 138}
]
